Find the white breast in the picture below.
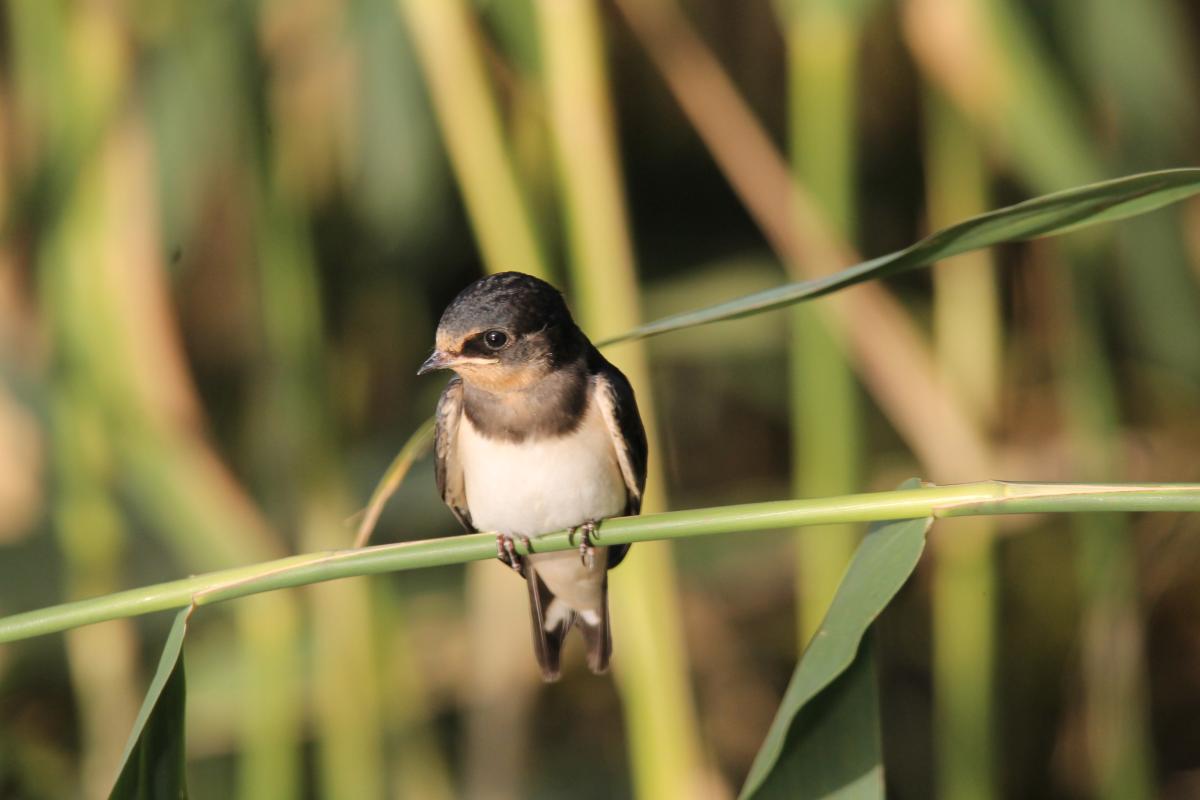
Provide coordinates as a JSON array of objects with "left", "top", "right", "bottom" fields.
[{"left": 457, "top": 399, "right": 628, "bottom": 538}]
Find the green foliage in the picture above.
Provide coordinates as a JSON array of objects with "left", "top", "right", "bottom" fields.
[
  {"left": 740, "top": 508, "right": 932, "bottom": 799},
  {"left": 605, "top": 169, "right": 1200, "bottom": 344},
  {"left": 94, "top": 481, "right": 1195, "bottom": 799},
  {"left": 9, "top": 163, "right": 1200, "bottom": 795},
  {"left": 5, "top": 1, "right": 1200, "bottom": 796},
  {"left": 109, "top": 610, "right": 190, "bottom": 800},
  {"left": 753, "top": 643, "right": 884, "bottom": 800}
]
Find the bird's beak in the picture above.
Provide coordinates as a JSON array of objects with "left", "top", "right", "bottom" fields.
[{"left": 417, "top": 350, "right": 457, "bottom": 376}]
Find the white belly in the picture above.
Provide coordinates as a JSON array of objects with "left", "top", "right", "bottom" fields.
[{"left": 457, "top": 403, "right": 627, "bottom": 538}]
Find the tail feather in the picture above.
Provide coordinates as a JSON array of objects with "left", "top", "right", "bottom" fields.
[
  {"left": 579, "top": 575, "right": 612, "bottom": 674},
  {"left": 523, "top": 563, "right": 613, "bottom": 678},
  {"left": 523, "top": 562, "right": 572, "bottom": 682}
]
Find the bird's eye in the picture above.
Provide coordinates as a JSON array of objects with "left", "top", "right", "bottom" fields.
[{"left": 483, "top": 330, "right": 508, "bottom": 349}]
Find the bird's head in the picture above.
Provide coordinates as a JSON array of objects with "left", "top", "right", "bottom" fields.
[{"left": 418, "top": 272, "right": 583, "bottom": 393}]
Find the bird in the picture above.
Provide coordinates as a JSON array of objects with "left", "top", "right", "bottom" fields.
[{"left": 418, "top": 271, "right": 647, "bottom": 681}]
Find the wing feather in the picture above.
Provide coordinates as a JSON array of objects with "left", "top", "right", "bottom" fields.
[
  {"left": 589, "top": 349, "right": 648, "bottom": 570},
  {"left": 590, "top": 360, "right": 648, "bottom": 514},
  {"left": 434, "top": 376, "right": 474, "bottom": 532}
]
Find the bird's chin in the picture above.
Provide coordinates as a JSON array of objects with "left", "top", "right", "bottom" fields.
[
  {"left": 457, "top": 362, "right": 549, "bottom": 394},
  {"left": 450, "top": 357, "right": 504, "bottom": 377}
]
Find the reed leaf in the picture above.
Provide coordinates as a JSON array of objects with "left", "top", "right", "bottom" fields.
[
  {"left": 602, "top": 168, "right": 1200, "bottom": 345},
  {"left": 109, "top": 609, "right": 191, "bottom": 800},
  {"left": 352, "top": 416, "right": 436, "bottom": 548},
  {"left": 740, "top": 506, "right": 934, "bottom": 799}
]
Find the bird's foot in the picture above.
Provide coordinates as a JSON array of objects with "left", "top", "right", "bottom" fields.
[
  {"left": 496, "top": 533, "right": 532, "bottom": 572},
  {"left": 570, "top": 520, "right": 600, "bottom": 568}
]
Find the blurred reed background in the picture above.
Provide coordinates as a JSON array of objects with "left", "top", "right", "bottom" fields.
[{"left": 2, "top": 1, "right": 1200, "bottom": 798}]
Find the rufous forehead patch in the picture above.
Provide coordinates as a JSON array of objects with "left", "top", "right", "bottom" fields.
[{"left": 436, "top": 327, "right": 483, "bottom": 354}]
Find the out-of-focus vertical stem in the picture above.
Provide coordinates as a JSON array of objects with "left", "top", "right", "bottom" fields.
[
  {"left": 118, "top": 435, "right": 303, "bottom": 800},
  {"left": 50, "top": 388, "right": 141, "bottom": 799},
  {"left": 1060, "top": 42, "right": 1200, "bottom": 771},
  {"left": 791, "top": 317, "right": 859, "bottom": 640},
  {"left": 400, "top": 0, "right": 548, "bottom": 278},
  {"left": 925, "top": 92, "right": 999, "bottom": 800},
  {"left": 231, "top": 598, "right": 302, "bottom": 800},
  {"left": 0, "top": 85, "right": 45, "bottom": 547},
  {"left": 783, "top": 0, "right": 863, "bottom": 644},
  {"left": 40, "top": 104, "right": 304, "bottom": 798},
  {"left": 927, "top": 97, "right": 1001, "bottom": 427},
  {"left": 16, "top": 5, "right": 157, "bottom": 793},
  {"left": 930, "top": 521, "right": 995, "bottom": 800},
  {"left": 257, "top": 0, "right": 460, "bottom": 792},
  {"left": 906, "top": 0, "right": 1156, "bottom": 794},
  {"left": 1061, "top": 0, "right": 1200, "bottom": 379},
  {"left": 536, "top": 1, "right": 714, "bottom": 797},
  {"left": 372, "top": 584, "right": 456, "bottom": 800},
  {"left": 1075, "top": 512, "right": 1155, "bottom": 800},
  {"left": 902, "top": 0, "right": 1103, "bottom": 195},
  {"left": 399, "top": 3, "right": 548, "bottom": 797},
  {"left": 0, "top": 386, "right": 42, "bottom": 544},
  {"left": 304, "top": 504, "right": 385, "bottom": 800},
  {"left": 615, "top": 0, "right": 992, "bottom": 481},
  {"left": 1055, "top": 262, "right": 1155, "bottom": 800},
  {"left": 253, "top": 180, "right": 385, "bottom": 799}
]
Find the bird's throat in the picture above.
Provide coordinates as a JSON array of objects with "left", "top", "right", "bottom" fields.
[{"left": 461, "top": 362, "right": 589, "bottom": 443}]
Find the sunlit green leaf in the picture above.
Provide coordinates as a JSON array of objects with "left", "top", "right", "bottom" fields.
[
  {"left": 109, "top": 609, "right": 191, "bottom": 800},
  {"left": 740, "top": 485, "right": 933, "bottom": 800},
  {"left": 604, "top": 168, "right": 1200, "bottom": 345},
  {"left": 752, "top": 640, "right": 885, "bottom": 800}
]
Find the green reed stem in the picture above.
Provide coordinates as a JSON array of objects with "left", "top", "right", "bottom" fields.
[
  {"left": 3, "top": 481, "right": 1198, "bottom": 644},
  {"left": 926, "top": 90, "right": 1000, "bottom": 800}
]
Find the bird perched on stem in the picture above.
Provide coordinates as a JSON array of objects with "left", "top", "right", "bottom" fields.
[{"left": 419, "top": 272, "right": 647, "bottom": 680}]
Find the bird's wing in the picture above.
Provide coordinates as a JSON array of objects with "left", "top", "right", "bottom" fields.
[
  {"left": 434, "top": 376, "right": 474, "bottom": 532},
  {"left": 590, "top": 351, "right": 648, "bottom": 570},
  {"left": 591, "top": 357, "right": 649, "bottom": 515}
]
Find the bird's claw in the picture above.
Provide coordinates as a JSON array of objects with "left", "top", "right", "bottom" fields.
[
  {"left": 496, "top": 533, "right": 532, "bottom": 572},
  {"left": 571, "top": 520, "right": 599, "bottom": 568}
]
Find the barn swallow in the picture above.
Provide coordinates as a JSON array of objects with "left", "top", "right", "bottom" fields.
[{"left": 419, "top": 272, "right": 647, "bottom": 681}]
